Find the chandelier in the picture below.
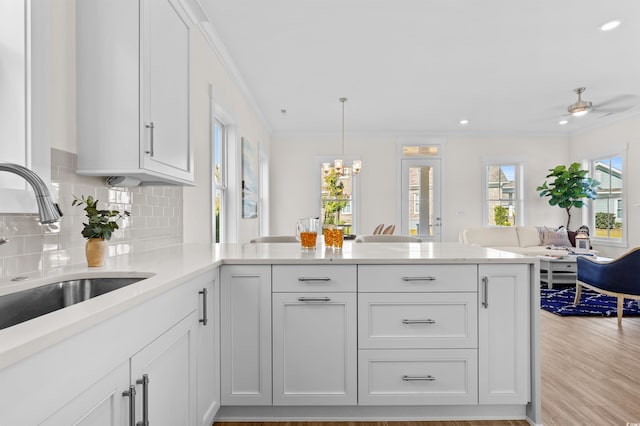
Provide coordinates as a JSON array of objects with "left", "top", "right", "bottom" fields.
[{"left": 322, "top": 97, "right": 362, "bottom": 177}]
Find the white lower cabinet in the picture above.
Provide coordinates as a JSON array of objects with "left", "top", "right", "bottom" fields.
[
  {"left": 215, "top": 262, "right": 532, "bottom": 417},
  {"left": 220, "top": 265, "right": 272, "bottom": 405},
  {"left": 129, "top": 311, "right": 198, "bottom": 426},
  {"left": 478, "top": 264, "right": 530, "bottom": 405},
  {"left": 358, "top": 349, "right": 478, "bottom": 405},
  {"left": 40, "top": 361, "right": 130, "bottom": 425},
  {"left": 197, "top": 274, "right": 220, "bottom": 426},
  {"left": 0, "top": 270, "right": 218, "bottom": 426},
  {"left": 272, "top": 292, "right": 357, "bottom": 405}
]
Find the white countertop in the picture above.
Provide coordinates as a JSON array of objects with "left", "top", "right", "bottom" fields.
[{"left": 0, "top": 242, "right": 535, "bottom": 369}]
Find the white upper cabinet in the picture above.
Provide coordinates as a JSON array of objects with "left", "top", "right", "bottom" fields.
[
  {"left": 0, "top": 0, "right": 52, "bottom": 213},
  {"left": 76, "top": 0, "right": 194, "bottom": 185}
]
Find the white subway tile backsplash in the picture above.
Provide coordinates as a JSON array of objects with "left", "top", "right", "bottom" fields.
[{"left": 0, "top": 149, "right": 183, "bottom": 281}]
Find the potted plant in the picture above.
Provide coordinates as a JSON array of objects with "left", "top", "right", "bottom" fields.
[
  {"left": 72, "top": 195, "right": 130, "bottom": 267},
  {"left": 536, "top": 163, "right": 599, "bottom": 229}
]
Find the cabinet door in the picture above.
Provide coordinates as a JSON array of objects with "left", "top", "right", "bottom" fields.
[
  {"left": 130, "top": 310, "right": 198, "bottom": 426},
  {"left": 197, "top": 273, "right": 220, "bottom": 426},
  {"left": 40, "top": 362, "right": 128, "bottom": 426},
  {"left": 220, "top": 265, "right": 272, "bottom": 405},
  {"left": 272, "top": 292, "right": 357, "bottom": 405},
  {"left": 141, "top": 0, "right": 193, "bottom": 181},
  {"left": 478, "top": 264, "right": 530, "bottom": 405}
]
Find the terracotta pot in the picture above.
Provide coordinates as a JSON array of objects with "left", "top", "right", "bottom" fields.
[{"left": 85, "top": 238, "right": 108, "bottom": 267}]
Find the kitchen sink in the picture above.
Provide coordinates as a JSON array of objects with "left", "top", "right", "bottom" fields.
[{"left": 0, "top": 275, "right": 152, "bottom": 330}]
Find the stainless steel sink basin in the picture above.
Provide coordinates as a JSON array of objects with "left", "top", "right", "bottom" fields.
[{"left": 0, "top": 276, "right": 151, "bottom": 330}]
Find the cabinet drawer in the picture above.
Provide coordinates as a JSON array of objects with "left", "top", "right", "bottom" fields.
[
  {"left": 358, "top": 293, "right": 477, "bottom": 349},
  {"left": 358, "top": 265, "right": 477, "bottom": 292},
  {"left": 358, "top": 349, "right": 478, "bottom": 405},
  {"left": 273, "top": 265, "right": 357, "bottom": 292}
]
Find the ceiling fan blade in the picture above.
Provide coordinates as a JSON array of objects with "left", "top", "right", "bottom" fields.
[{"left": 597, "top": 94, "right": 640, "bottom": 109}]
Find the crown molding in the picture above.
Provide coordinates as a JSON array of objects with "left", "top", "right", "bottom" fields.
[{"left": 179, "top": 0, "right": 272, "bottom": 135}]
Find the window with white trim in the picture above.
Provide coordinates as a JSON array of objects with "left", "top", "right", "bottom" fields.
[
  {"left": 590, "top": 155, "right": 624, "bottom": 243},
  {"left": 484, "top": 163, "right": 523, "bottom": 227},
  {"left": 213, "top": 118, "right": 226, "bottom": 243}
]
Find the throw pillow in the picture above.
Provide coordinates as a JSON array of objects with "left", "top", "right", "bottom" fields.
[
  {"left": 567, "top": 230, "right": 577, "bottom": 247},
  {"left": 541, "top": 226, "right": 572, "bottom": 247}
]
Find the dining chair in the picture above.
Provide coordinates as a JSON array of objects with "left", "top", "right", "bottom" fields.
[
  {"left": 249, "top": 236, "right": 298, "bottom": 243},
  {"left": 354, "top": 235, "right": 422, "bottom": 243},
  {"left": 382, "top": 225, "right": 395, "bottom": 235},
  {"left": 372, "top": 224, "right": 385, "bottom": 235}
]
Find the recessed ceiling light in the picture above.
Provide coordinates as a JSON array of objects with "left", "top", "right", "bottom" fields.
[
  {"left": 280, "top": 109, "right": 287, "bottom": 115},
  {"left": 459, "top": 119, "right": 469, "bottom": 125},
  {"left": 559, "top": 119, "right": 569, "bottom": 125},
  {"left": 600, "top": 20, "right": 621, "bottom": 31}
]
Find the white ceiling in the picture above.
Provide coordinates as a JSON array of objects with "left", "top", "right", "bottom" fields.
[{"left": 200, "top": 0, "right": 640, "bottom": 136}]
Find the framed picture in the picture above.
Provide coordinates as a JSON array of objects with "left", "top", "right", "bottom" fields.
[{"left": 241, "top": 137, "right": 258, "bottom": 219}]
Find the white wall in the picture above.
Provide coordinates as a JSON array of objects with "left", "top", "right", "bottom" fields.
[
  {"left": 183, "top": 29, "right": 271, "bottom": 244},
  {"left": 568, "top": 115, "right": 640, "bottom": 258},
  {"left": 44, "top": 0, "right": 271, "bottom": 245},
  {"left": 270, "top": 132, "right": 570, "bottom": 241}
]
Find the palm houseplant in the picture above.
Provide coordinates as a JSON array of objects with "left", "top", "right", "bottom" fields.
[{"left": 73, "top": 195, "right": 130, "bottom": 266}]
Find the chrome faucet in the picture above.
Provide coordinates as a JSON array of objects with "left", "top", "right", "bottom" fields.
[{"left": 0, "top": 162, "right": 62, "bottom": 224}]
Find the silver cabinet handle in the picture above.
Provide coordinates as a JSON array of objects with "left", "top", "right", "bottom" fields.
[
  {"left": 402, "top": 276, "right": 436, "bottom": 282},
  {"left": 298, "top": 277, "right": 331, "bottom": 282},
  {"left": 145, "top": 122, "right": 155, "bottom": 156},
  {"left": 402, "top": 375, "right": 436, "bottom": 381},
  {"left": 482, "top": 276, "right": 489, "bottom": 309},
  {"left": 199, "top": 288, "right": 208, "bottom": 326},
  {"left": 402, "top": 319, "right": 436, "bottom": 324},
  {"left": 298, "top": 297, "right": 331, "bottom": 302},
  {"left": 136, "top": 374, "right": 149, "bottom": 426},
  {"left": 122, "top": 385, "right": 136, "bottom": 426}
]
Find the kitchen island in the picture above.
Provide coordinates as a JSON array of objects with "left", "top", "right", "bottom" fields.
[{"left": 0, "top": 242, "right": 540, "bottom": 425}]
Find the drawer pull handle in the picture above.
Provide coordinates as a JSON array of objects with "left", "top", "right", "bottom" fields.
[
  {"left": 402, "top": 319, "right": 436, "bottom": 324},
  {"left": 199, "top": 288, "right": 208, "bottom": 326},
  {"left": 122, "top": 385, "right": 136, "bottom": 426},
  {"left": 298, "top": 277, "right": 331, "bottom": 282},
  {"left": 145, "top": 122, "right": 155, "bottom": 156},
  {"left": 482, "top": 276, "right": 489, "bottom": 308},
  {"left": 402, "top": 276, "right": 436, "bottom": 282},
  {"left": 402, "top": 375, "right": 436, "bottom": 381},
  {"left": 298, "top": 297, "right": 331, "bottom": 302}
]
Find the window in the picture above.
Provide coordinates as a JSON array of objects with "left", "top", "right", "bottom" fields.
[
  {"left": 590, "top": 156, "right": 624, "bottom": 242},
  {"left": 213, "top": 118, "right": 226, "bottom": 243},
  {"left": 319, "top": 162, "right": 358, "bottom": 235},
  {"left": 485, "top": 163, "right": 522, "bottom": 227}
]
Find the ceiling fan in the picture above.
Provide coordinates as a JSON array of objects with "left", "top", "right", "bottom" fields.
[
  {"left": 567, "top": 87, "right": 592, "bottom": 117},
  {"left": 565, "top": 87, "right": 639, "bottom": 119}
]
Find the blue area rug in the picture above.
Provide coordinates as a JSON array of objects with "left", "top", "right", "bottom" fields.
[{"left": 540, "top": 287, "right": 640, "bottom": 317}]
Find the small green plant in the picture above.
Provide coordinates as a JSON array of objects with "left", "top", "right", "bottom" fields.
[
  {"left": 595, "top": 212, "right": 621, "bottom": 229},
  {"left": 322, "top": 169, "right": 347, "bottom": 226},
  {"left": 536, "top": 163, "right": 599, "bottom": 229},
  {"left": 493, "top": 205, "right": 512, "bottom": 226},
  {"left": 72, "top": 195, "right": 130, "bottom": 240}
]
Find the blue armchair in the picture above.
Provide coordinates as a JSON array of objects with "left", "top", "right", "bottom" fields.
[{"left": 574, "top": 247, "right": 640, "bottom": 325}]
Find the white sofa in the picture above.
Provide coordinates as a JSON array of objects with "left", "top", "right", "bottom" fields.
[{"left": 460, "top": 226, "right": 573, "bottom": 256}]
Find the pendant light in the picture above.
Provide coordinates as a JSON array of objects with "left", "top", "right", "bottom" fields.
[{"left": 322, "top": 97, "right": 362, "bottom": 176}]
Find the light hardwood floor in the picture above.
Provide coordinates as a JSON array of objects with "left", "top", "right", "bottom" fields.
[{"left": 217, "top": 310, "right": 640, "bottom": 426}]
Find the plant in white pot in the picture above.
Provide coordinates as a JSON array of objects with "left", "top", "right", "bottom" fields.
[{"left": 72, "top": 195, "right": 130, "bottom": 267}]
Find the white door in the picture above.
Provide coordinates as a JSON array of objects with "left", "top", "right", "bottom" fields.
[
  {"left": 40, "top": 362, "right": 129, "bottom": 426},
  {"left": 478, "top": 264, "right": 530, "bottom": 405},
  {"left": 220, "top": 265, "right": 272, "bottom": 405},
  {"left": 141, "top": 0, "right": 192, "bottom": 180},
  {"left": 401, "top": 158, "right": 441, "bottom": 241},
  {"left": 196, "top": 276, "right": 219, "bottom": 426},
  {"left": 272, "top": 292, "right": 357, "bottom": 405},
  {"left": 130, "top": 311, "right": 198, "bottom": 426}
]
